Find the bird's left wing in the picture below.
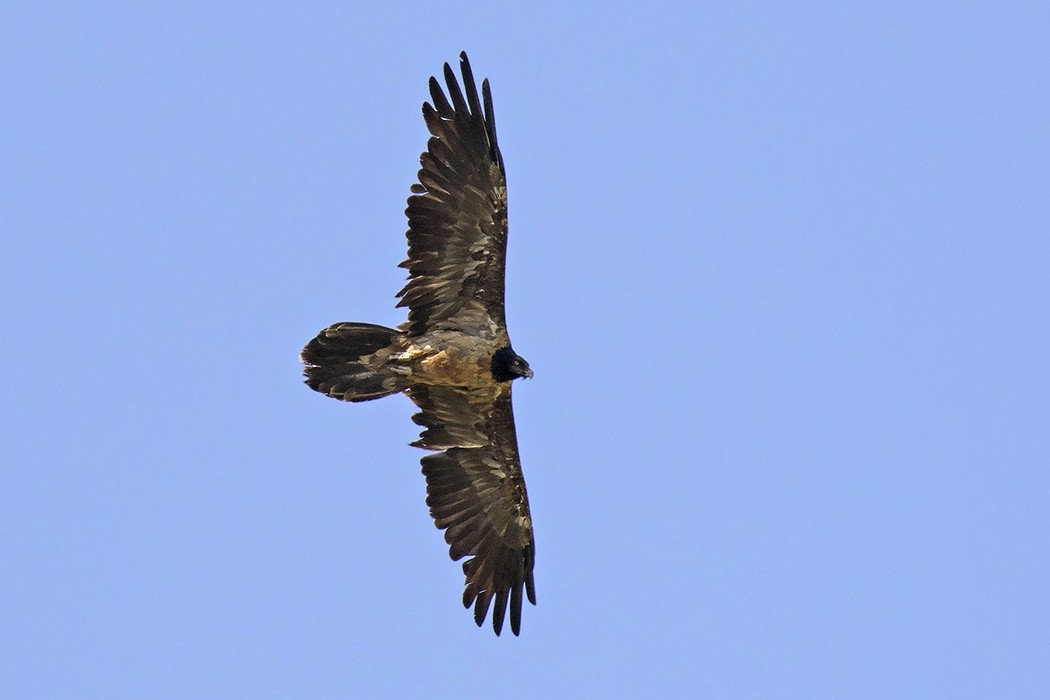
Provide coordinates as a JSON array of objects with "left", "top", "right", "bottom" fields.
[{"left": 405, "top": 383, "right": 536, "bottom": 636}]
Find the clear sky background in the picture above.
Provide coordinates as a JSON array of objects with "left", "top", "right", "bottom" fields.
[{"left": 3, "top": 2, "right": 1049, "bottom": 698}]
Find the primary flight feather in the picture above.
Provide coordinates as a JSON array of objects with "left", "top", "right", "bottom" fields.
[{"left": 301, "top": 52, "right": 536, "bottom": 636}]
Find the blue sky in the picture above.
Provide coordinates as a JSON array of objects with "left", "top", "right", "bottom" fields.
[{"left": 3, "top": 2, "right": 1049, "bottom": 697}]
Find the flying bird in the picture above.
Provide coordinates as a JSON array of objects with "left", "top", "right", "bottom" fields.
[{"left": 301, "top": 53, "right": 536, "bottom": 636}]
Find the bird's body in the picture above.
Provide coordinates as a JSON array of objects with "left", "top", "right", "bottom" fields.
[
  {"left": 301, "top": 53, "right": 536, "bottom": 636},
  {"left": 396, "top": 330, "right": 509, "bottom": 387}
]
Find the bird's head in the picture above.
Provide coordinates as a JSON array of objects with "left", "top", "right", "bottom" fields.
[{"left": 492, "top": 346, "right": 533, "bottom": 382}]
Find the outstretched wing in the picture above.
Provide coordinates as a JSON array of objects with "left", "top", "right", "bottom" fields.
[
  {"left": 397, "top": 52, "right": 509, "bottom": 337},
  {"left": 405, "top": 383, "right": 536, "bottom": 636}
]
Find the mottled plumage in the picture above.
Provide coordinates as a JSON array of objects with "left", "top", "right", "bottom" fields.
[{"left": 301, "top": 53, "right": 536, "bottom": 636}]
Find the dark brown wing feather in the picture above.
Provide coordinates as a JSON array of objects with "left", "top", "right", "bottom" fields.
[
  {"left": 406, "top": 384, "right": 536, "bottom": 636},
  {"left": 397, "top": 52, "right": 509, "bottom": 336}
]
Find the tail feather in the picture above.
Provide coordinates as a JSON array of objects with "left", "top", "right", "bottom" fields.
[{"left": 301, "top": 322, "right": 405, "bottom": 402}]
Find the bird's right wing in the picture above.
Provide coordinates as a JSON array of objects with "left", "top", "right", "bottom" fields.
[{"left": 396, "top": 52, "right": 510, "bottom": 338}]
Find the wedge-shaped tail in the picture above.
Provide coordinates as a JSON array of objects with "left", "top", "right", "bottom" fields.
[{"left": 301, "top": 322, "right": 405, "bottom": 402}]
